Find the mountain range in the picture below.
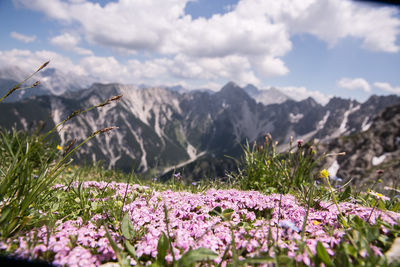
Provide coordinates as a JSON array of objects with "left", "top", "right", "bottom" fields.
[{"left": 0, "top": 73, "right": 399, "bottom": 184}]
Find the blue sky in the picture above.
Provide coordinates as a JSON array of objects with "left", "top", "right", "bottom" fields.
[{"left": 0, "top": 0, "right": 399, "bottom": 104}]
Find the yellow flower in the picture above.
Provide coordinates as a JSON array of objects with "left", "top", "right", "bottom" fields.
[
  {"left": 320, "top": 169, "right": 329, "bottom": 179},
  {"left": 369, "top": 190, "right": 390, "bottom": 201},
  {"left": 312, "top": 220, "right": 321, "bottom": 226},
  {"left": 57, "top": 145, "right": 63, "bottom": 151}
]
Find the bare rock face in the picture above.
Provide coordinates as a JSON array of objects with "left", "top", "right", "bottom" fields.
[{"left": 319, "top": 103, "right": 400, "bottom": 190}]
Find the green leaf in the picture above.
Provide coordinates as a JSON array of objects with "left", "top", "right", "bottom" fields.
[
  {"left": 124, "top": 240, "right": 136, "bottom": 258},
  {"left": 276, "top": 255, "right": 294, "bottom": 265},
  {"left": 339, "top": 186, "right": 351, "bottom": 201},
  {"left": 378, "top": 234, "right": 390, "bottom": 246},
  {"left": 366, "top": 226, "right": 379, "bottom": 242},
  {"left": 156, "top": 232, "right": 169, "bottom": 265},
  {"left": 222, "top": 208, "right": 234, "bottom": 221},
  {"left": 209, "top": 206, "right": 222, "bottom": 216},
  {"left": 0, "top": 206, "right": 12, "bottom": 224},
  {"left": 316, "top": 241, "right": 333, "bottom": 267},
  {"left": 343, "top": 243, "right": 357, "bottom": 257},
  {"left": 178, "top": 248, "right": 218, "bottom": 266},
  {"left": 352, "top": 216, "right": 364, "bottom": 227},
  {"left": 334, "top": 251, "right": 350, "bottom": 267},
  {"left": 104, "top": 227, "right": 121, "bottom": 261},
  {"left": 121, "top": 213, "right": 135, "bottom": 240},
  {"left": 243, "top": 257, "right": 274, "bottom": 264},
  {"left": 390, "top": 202, "right": 400, "bottom": 212},
  {"left": 379, "top": 202, "right": 387, "bottom": 213}
]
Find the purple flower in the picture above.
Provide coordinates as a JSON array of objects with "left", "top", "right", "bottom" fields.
[
  {"left": 297, "top": 139, "right": 303, "bottom": 148},
  {"left": 3, "top": 181, "right": 399, "bottom": 266}
]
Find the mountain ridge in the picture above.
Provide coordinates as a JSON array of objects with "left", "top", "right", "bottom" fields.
[{"left": 1, "top": 80, "right": 399, "bottom": 180}]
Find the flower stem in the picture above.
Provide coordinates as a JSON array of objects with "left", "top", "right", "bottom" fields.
[{"left": 325, "top": 176, "right": 349, "bottom": 228}]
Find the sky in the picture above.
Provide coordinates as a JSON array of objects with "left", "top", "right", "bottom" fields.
[{"left": 0, "top": 0, "right": 399, "bottom": 104}]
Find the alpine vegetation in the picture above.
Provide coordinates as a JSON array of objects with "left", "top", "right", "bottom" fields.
[{"left": 0, "top": 63, "right": 400, "bottom": 267}]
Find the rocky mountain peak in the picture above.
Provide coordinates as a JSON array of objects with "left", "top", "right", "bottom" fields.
[
  {"left": 243, "top": 84, "right": 259, "bottom": 96},
  {"left": 217, "top": 81, "right": 250, "bottom": 101},
  {"left": 326, "top": 97, "right": 359, "bottom": 109},
  {"left": 220, "top": 81, "right": 240, "bottom": 91}
]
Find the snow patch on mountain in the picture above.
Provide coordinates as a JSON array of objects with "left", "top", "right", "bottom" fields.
[
  {"left": 339, "top": 104, "right": 361, "bottom": 135},
  {"left": 317, "top": 111, "right": 330, "bottom": 130},
  {"left": 186, "top": 143, "right": 197, "bottom": 160},
  {"left": 12, "top": 109, "right": 28, "bottom": 131},
  {"left": 372, "top": 153, "right": 387, "bottom": 166},
  {"left": 327, "top": 160, "right": 340, "bottom": 177},
  {"left": 289, "top": 113, "right": 304, "bottom": 123},
  {"left": 361, "top": 116, "right": 372, "bottom": 131}
]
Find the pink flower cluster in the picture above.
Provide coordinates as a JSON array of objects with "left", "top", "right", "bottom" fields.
[
  {"left": 3, "top": 217, "right": 116, "bottom": 266},
  {"left": 2, "top": 181, "right": 399, "bottom": 266}
]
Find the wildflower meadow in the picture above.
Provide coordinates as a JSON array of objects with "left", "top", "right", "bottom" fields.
[{"left": 1, "top": 63, "right": 400, "bottom": 266}]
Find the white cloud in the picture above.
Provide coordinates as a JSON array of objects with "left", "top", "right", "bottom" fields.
[
  {"left": 250, "top": 55, "right": 289, "bottom": 77},
  {"left": 127, "top": 54, "right": 260, "bottom": 86},
  {"left": 12, "top": 0, "right": 293, "bottom": 80},
  {"left": 0, "top": 49, "right": 86, "bottom": 76},
  {"left": 276, "top": 86, "right": 331, "bottom": 105},
  {"left": 0, "top": 49, "right": 165, "bottom": 85},
  {"left": 252, "top": 0, "right": 400, "bottom": 53},
  {"left": 79, "top": 55, "right": 133, "bottom": 83},
  {"left": 10, "top": 0, "right": 400, "bottom": 89},
  {"left": 10, "top": 31, "right": 36, "bottom": 43},
  {"left": 337, "top": 77, "right": 371, "bottom": 92},
  {"left": 373, "top": 82, "right": 400, "bottom": 94},
  {"left": 50, "top": 33, "right": 93, "bottom": 55}
]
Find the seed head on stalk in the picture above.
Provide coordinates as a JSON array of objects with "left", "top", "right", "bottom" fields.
[
  {"left": 96, "top": 95, "right": 123, "bottom": 108},
  {"left": 90, "top": 127, "right": 119, "bottom": 137}
]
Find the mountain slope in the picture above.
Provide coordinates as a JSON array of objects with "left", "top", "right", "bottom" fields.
[
  {"left": 1, "top": 81, "right": 399, "bottom": 180},
  {"left": 318, "top": 103, "right": 400, "bottom": 190}
]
